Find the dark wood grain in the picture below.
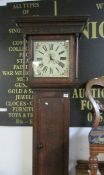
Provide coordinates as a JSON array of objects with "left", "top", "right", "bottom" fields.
[
  {"left": 33, "top": 90, "right": 70, "bottom": 175},
  {"left": 86, "top": 76, "right": 104, "bottom": 175},
  {"left": 16, "top": 16, "right": 88, "bottom": 88}
]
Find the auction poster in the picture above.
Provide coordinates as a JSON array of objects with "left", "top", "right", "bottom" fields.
[{"left": 0, "top": 0, "right": 104, "bottom": 126}]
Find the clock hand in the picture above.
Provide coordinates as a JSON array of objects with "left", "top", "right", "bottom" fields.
[
  {"left": 50, "top": 54, "right": 53, "bottom": 61},
  {"left": 49, "top": 54, "right": 64, "bottom": 68}
]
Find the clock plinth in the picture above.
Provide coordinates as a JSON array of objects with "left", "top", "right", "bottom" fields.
[{"left": 16, "top": 15, "right": 88, "bottom": 175}]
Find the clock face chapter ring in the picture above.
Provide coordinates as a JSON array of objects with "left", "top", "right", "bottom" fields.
[
  {"left": 27, "top": 35, "right": 76, "bottom": 88},
  {"left": 32, "top": 40, "right": 70, "bottom": 78}
]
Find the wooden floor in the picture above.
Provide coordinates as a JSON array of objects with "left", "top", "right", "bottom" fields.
[{"left": 76, "top": 160, "right": 104, "bottom": 175}]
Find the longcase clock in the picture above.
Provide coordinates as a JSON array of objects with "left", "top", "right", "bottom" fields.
[{"left": 16, "top": 16, "right": 88, "bottom": 175}]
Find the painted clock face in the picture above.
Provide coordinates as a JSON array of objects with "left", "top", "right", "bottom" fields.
[{"left": 32, "top": 40, "right": 70, "bottom": 77}]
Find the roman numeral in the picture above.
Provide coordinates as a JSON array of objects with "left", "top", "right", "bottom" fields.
[
  {"left": 55, "top": 45, "right": 60, "bottom": 51},
  {"left": 59, "top": 51, "right": 65, "bottom": 55},
  {"left": 39, "top": 63, "right": 44, "bottom": 68},
  {"left": 49, "top": 44, "right": 53, "bottom": 50},
  {"left": 37, "top": 58, "right": 43, "bottom": 61},
  {"left": 43, "top": 45, "right": 48, "bottom": 51},
  {"left": 56, "top": 67, "right": 59, "bottom": 72},
  {"left": 43, "top": 66, "right": 48, "bottom": 72},
  {"left": 39, "top": 51, "right": 44, "bottom": 55},
  {"left": 57, "top": 61, "right": 65, "bottom": 68},
  {"left": 50, "top": 67, "right": 53, "bottom": 74},
  {"left": 60, "top": 57, "right": 66, "bottom": 60}
]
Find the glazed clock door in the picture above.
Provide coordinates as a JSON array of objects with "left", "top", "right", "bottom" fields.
[{"left": 33, "top": 91, "right": 70, "bottom": 175}]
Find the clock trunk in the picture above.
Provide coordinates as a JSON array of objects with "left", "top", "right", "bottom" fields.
[{"left": 33, "top": 90, "right": 69, "bottom": 175}]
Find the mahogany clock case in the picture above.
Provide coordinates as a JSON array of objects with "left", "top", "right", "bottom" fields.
[{"left": 14, "top": 16, "right": 88, "bottom": 175}]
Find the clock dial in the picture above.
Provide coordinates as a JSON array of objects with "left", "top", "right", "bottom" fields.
[{"left": 32, "top": 40, "right": 70, "bottom": 77}]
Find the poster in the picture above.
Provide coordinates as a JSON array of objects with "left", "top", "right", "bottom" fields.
[
  {"left": 0, "top": 0, "right": 54, "bottom": 126},
  {"left": 58, "top": 0, "right": 104, "bottom": 126},
  {"left": 0, "top": 0, "right": 104, "bottom": 126}
]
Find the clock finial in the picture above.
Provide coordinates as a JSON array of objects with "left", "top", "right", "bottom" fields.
[{"left": 54, "top": 0, "right": 58, "bottom": 16}]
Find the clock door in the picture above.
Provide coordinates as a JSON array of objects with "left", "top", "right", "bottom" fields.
[{"left": 33, "top": 91, "right": 70, "bottom": 175}]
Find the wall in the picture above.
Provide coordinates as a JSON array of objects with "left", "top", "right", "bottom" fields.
[
  {"left": 0, "top": 127, "right": 32, "bottom": 175},
  {"left": 0, "top": 126, "right": 91, "bottom": 175}
]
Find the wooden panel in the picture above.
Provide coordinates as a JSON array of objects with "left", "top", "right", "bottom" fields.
[
  {"left": 76, "top": 160, "right": 104, "bottom": 175},
  {"left": 33, "top": 91, "right": 69, "bottom": 175}
]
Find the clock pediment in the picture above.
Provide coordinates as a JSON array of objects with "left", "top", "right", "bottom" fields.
[{"left": 15, "top": 16, "right": 89, "bottom": 35}]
